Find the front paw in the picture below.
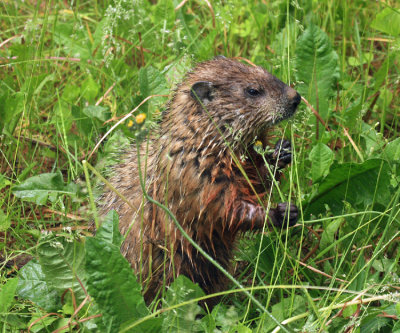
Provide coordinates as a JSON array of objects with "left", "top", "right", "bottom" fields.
[
  {"left": 272, "top": 139, "right": 292, "bottom": 169},
  {"left": 272, "top": 202, "right": 298, "bottom": 227}
]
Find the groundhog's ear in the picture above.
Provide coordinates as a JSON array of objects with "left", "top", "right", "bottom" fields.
[{"left": 190, "top": 81, "right": 214, "bottom": 104}]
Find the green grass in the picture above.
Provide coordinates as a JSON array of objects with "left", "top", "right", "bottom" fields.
[{"left": 1, "top": 0, "right": 400, "bottom": 332}]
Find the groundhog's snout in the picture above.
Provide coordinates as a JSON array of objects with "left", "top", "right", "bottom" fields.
[{"left": 285, "top": 86, "right": 301, "bottom": 115}]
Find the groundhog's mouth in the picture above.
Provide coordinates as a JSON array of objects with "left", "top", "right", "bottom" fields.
[{"left": 257, "top": 128, "right": 271, "bottom": 146}]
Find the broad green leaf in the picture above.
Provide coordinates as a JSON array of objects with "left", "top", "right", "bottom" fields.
[
  {"left": 0, "top": 277, "right": 18, "bottom": 314},
  {"left": 81, "top": 76, "right": 100, "bottom": 103},
  {"left": 0, "top": 174, "right": 11, "bottom": 191},
  {"left": 262, "top": 295, "right": 306, "bottom": 331},
  {"left": 0, "top": 209, "right": 10, "bottom": 231},
  {"left": 82, "top": 105, "right": 110, "bottom": 122},
  {"left": 304, "top": 159, "right": 391, "bottom": 217},
  {"left": 92, "top": 18, "right": 108, "bottom": 53},
  {"left": 17, "top": 260, "right": 60, "bottom": 312},
  {"left": 53, "top": 23, "right": 91, "bottom": 59},
  {"left": 62, "top": 84, "right": 80, "bottom": 102},
  {"left": 361, "top": 122, "right": 385, "bottom": 157},
  {"left": 96, "top": 210, "right": 123, "bottom": 247},
  {"left": 211, "top": 305, "right": 241, "bottom": 332},
  {"left": 371, "top": 258, "right": 395, "bottom": 272},
  {"left": 232, "top": 17, "right": 254, "bottom": 38},
  {"left": 373, "top": 54, "right": 395, "bottom": 95},
  {"left": 12, "top": 171, "right": 77, "bottom": 205},
  {"left": 295, "top": 24, "right": 339, "bottom": 120},
  {"left": 161, "top": 275, "right": 205, "bottom": 332},
  {"left": 231, "top": 325, "right": 252, "bottom": 333},
  {"left": 0, "top": 91, "right": 24, "bottom": 135},
  {"left": 54, "top": 100, "right": 73, "bottom": 132},
  {"left": 71, "top": 105, "right": 95, "bottom": 137},
  {"left": 382, "top": 137, "right": 400, "bottom": 162},
  {"left": 33, "top": 73, "right": 56, "bottom": 96},
  {"left": 85, "top": 237, "right": 151, "bottom": 332},
  {"left": 38, "top": 235, "right": 86, "bottom": 302},
  {"left": 343, "top": 99, "right": 362, "bottom": 129},
  {"left": 371, "top": 7, "right": 400, "bottom": 36},
  {"left": 320, "top": 218, "right": 342, "bottom": 249},
  {"left": 27, "top": 315, "right": 59, "bottom": 333},
  {"left": 342, "top": 304, "right": 358, "bottom": 318},
  {"left": 348, "top": 52, "right": 373, "bottom": 67},
  {"left": 239, "top": 234, "right": 275, "bottom": 275},
  {"left": 309, "top": 143, "right": 334, "bottom": 182}
]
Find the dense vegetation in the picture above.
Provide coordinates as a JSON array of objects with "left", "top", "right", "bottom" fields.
[{"left": 1, "top": 0, "right": 399, "bottom": 331}]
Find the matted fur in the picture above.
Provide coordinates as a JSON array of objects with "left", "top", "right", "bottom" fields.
[{"left": 99, "top": 57, "right": 300, "bottom": 305}]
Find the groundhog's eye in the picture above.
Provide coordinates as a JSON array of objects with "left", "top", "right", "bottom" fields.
[{"left": 245, "top": 88, "right": 261, "bottom": 97}]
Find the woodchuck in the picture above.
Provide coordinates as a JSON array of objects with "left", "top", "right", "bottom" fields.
[{"left": 99, "top": 57, "right": 301, "bottom": 306}]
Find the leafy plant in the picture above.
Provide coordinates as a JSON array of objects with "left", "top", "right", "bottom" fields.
[
  {"left": 12, "top": 171, "right": 78, "bottom": 205},
  {"left": 1, "top": 0, "right": 400, "bottom": 332}
]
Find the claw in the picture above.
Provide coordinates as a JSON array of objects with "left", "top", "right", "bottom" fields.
[
  {"left": 272, "top": 139, "right": 292, "bottom": 169},
  {"left": 273, "top": 202, "right": 298, "bottom": 227}
]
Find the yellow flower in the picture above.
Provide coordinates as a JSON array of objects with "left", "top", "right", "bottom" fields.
[
  {"left": 135, "top": 113, "right": 146, "bottom": 124},
  {"left": 127, "top": 119, "right": 134, "bottom": 128},
  {"left": 254, "top": 140, "right": 263, "bottom": 147},
  {"left": 253, "top": 140, "right": 264, "bottom": 154}
]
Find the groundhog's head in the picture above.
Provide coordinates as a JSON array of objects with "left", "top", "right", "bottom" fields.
[{"left": 180, "top": 57, "right": 300, "bottom": 146}]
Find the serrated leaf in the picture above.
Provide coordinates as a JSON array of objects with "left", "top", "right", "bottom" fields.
[
  {"left": 138, "top": 66, "right": 169, "bottom": 106},
  {"left": 161, "top": 275, "right": 205, "bottom": 332},
  {"left": 154, "top": 0, "right": 175, "bottom": 30},
  {"left": 304, "top": 159, "right": 391, "bottom": 217},
  {"left": 295, "top": 24, "right": 339, "bottom": 120},
  {"left": 17, "top": 260, "right": 60, "bottom": 312},
  {"left": 38, "top": 235, "right": 86, "bottom": 302},
  {"left": 12, "top": 171, "right": 77, "bottom": 205},
  {"left": 309, "top": 143, "right": 334, "bottom": 182},
  {"left": 85, "top": 237, "right": 151, "bottom": 332},
  {"left": 361, "top": 315, "right": 390, "bottom": 332},
  {"left": 164, "top": 57, "right": 191, "bottom": 88},
  {"left": 371, "top": 7, "right": 400, "bottom": 36},
  {"left": 0, "top": 277, "right": 18, "bottom": 314},
  {"left": 96, "top": 210, "right": 123, "bottom": 247},
  {"left": 196, "top": 30, "right": 218, "bottom": 60}
]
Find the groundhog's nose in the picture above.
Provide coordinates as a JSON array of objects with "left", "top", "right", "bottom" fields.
[{"left": 286, "top": 86, "right": 301, "bottom": 112}]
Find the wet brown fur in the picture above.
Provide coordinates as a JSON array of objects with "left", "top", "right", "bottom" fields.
[{"left": 99, "top": 57, "right": 300, "bottom": 306}]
